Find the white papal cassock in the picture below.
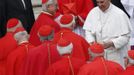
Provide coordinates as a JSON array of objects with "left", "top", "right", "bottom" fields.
[{"left": 83, "top": 3, "right": 132, "bottom": 68}]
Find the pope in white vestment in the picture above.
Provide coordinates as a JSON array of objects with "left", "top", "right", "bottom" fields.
[{"left": 83, "top": 2, "right": 132, "bottom": 68}]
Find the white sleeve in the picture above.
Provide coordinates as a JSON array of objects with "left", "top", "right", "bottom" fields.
[
  {"left": 111, "top": 34, "right": 130, "bottom": 49},
  {"left": 85, "top": 30, "right": 95, "bottom": 43},
  {"left": 54, "top": 14, "right": 63, "bottom": 25}
]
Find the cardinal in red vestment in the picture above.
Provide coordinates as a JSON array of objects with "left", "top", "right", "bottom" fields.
[
  {"left": 0, "top": 18, "right": 22, "bottom": 75},
  {"left": 29, "top": 0, "right": 60, "bottom": 46},
  {"left": 6, "top": 27, "right": 35, "bottom": 75},
  {"left": 57, "top": 0, "right": 94, "bottom": 26},
  {"left": 53, "top": 14, "right": 90, "bottom": 61},
  {"left": 77, "top": 42, "right": 124, "bottom": 75},
  {"left": 45, "top": 38, "right": 85, "bottom": 75},
  {"left": 19, "top": 25, "right": 61, "bottom": 75}
]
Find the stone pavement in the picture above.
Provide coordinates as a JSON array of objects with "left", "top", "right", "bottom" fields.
[
  {"left": 32, "top": 0, "right": 42, "bottom": 19},
  {"left": 33, "top": 6, "right": 42, "bottom": 19},
  {"left": 32, "top": 0, "right": 41, "bottom": 6}
]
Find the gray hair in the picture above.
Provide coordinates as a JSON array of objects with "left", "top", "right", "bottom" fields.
[
  {"left": 14, "top": 31, "right": 29, "bottom": 42},
  {"left": 38, "top": 30, "right": 54, "bottom": 42},
  {"left": 88, "top": 48, "right": 104, "bottom": 60},
  {"left": 57, "top": 43, "right": 73, "bottom": 55}
]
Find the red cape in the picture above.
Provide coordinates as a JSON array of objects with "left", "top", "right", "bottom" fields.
[
  {"left": 53, "top": 28, "right": 90, "bottom": 61},
  {"left": 6, "top": 42, "right": 34, "bottom": 75},
  {"left": 0, "top": 32, "right": 17, "bottom": 75},
  {"left": 20, "top": 41, "right": 61, "bottom": 75},
  {"left": 78, "top": 57, "right": 124, "bottom": 75},
  {"left": 29, "top": 12, "right": 60, "bottom": 46},
  {"left": 45, "top": 56, "right": 85, "bottom": 75}
]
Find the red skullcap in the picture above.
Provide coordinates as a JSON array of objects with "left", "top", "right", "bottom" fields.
[
  {"left": 60, "top": 14, "right": 73, "bottom": 25},
  {"left": 14, "top": 27, "right": 25, "bottom": 34},
  {"left": 42, "top": 0, "right": 48, "bottom": 4},
  {"left": 38, "top": 25, "right": 53, "bottom": 36},
  {"left": 7, "top": 18, "right": 19, "bottom": 28},
  {"left": 128, "top": 50, "right": 134, "bottom": 60},
  {"left": 89, "top": 42, "right": 104, "bottom": 53},
  {"left": 57, "top": 38, "right": 71, "bottom": 47}
]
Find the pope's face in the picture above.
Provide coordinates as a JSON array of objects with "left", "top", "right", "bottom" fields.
[{"left": 96, "top": 0, "right": 110, "bottom": 12}]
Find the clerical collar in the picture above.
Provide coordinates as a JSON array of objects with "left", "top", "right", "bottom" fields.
[
  {"left": 41, "top": 11, "right": 53, "bottom": 16},
  {"left": 19, "top": 40, "right": 29, "bottom": 45},
  {"left": 93, "top": 56, "right": 104, "bottom": 61},
  {"left": 62, "top": 54, "right": 71, "bottom": 58}
]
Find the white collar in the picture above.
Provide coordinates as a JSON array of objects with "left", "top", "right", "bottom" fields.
[
  {"left": 18, "top": 40, "right": 29, "bottom": 45},
  {"left": 41, "top": 11, "right": 53, "bottom": 16}
]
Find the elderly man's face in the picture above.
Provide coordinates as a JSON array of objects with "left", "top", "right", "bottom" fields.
[
  {"left": 96, "top": 0, "right": 110, "bottom": 12},
  {"left": 47, "top": 4, "right": 57, "bottom": 14}
]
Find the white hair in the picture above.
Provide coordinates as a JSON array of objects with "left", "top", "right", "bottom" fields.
[
  {"left": 38, "top": 30, "right": 54, "bottom": 42},
  {"left": 57, "top": 43, "right": 73, "bottom": 55},
  {"left": 88, "top": 48, "right": 104, "bottom": 58},
  {"left": 14, "top": 31, "right": 29, "bottom": 42},
  {"left": 39, "top": 36, "right": 48, "bottom": 42}
]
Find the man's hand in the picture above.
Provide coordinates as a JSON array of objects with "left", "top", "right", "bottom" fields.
[
  {"left": 90, "top": 41, "right": 114, "bottom": 49},
  {"left": 101, "top": 41, "right": 114, "bottom": 49}
]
